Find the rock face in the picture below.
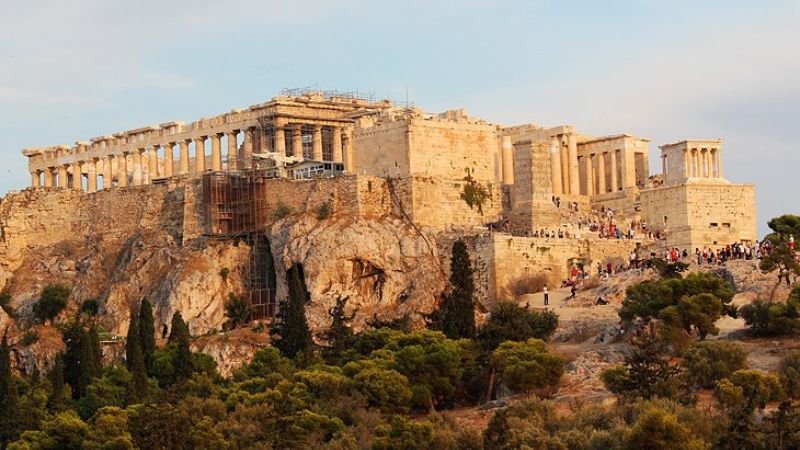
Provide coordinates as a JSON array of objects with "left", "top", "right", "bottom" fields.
[{"left": 0, "top": 184, "right": 447, "bottom": 373}]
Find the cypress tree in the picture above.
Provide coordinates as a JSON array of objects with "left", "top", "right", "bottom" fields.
[
  {"left": 126, "top": 308, "right": 148, "bottom": 402},
  {"left": 138, "top": 299, "right": 156, "bottom": 373},
  {"left": 0, "top": 333, "right": 19, "bottom": 442},
  {"left": 270, "top": 264, "right": 313, "bottom": 358},
  {"left": 61, "top": 319, "right": 83, "bottom": 399},
  {"left": 47, "top": 353, "right": 68, "bottom": 412},
  {"left": 77, "top": 328, "right": 100, "bottom": 398},
  {"left": 436, "top": 240, "right": 477, "bottom": 339},
  {"left": 320, "top": 296, "right": 355, "bottom": 362},
  {"left": 169, "top": 312, "right": 193, "bottom": 381}
]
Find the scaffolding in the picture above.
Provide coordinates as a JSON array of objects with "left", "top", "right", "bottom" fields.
[{"left": 202, "top": 171, "right": 278, "bottom": 318}]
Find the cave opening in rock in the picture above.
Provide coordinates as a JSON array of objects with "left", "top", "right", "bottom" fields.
[
  {"left": 351, "top": 258, "right": 386, "bottom": 301},
  {"left": 244, "top": 232, "right": 278, "bottom": 319}
]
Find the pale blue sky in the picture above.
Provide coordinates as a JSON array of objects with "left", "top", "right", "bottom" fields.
[{"left": 2, "top": 0, "right": 798, "bottom": 236}]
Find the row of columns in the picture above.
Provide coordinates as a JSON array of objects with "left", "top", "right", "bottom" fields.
[
  {"left": 681, "top": 147, "right": 722, "bottom": 179},
  {"left": 30, "top": 124, "right": 355, "bottom": 192},
  {"left": 548, "top": 134, "right": 580, "bottom": 196},
  {"left": 578, "top": 151, "right": 625, "bottom": 196}
]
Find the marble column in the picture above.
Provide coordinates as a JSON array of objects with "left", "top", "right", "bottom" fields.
[
  {"left": 343, "top": 128, "right": 354, "bottom": 172},
  {"left": 567, "top": 134, "right": 580, "bottom": 195},
  {"left": 584, "top": 155, "right": 594, "bottom": 196},
  {"left": 559, "top": 139, "right": 569, "bottom": 194},
  {"left": 610, "top": 150, "right": 618, "bottom": 192},
  {"left": 549, "top": 136, "right": 562, "bottom": 195},
  {"left": 195, "top": 137, "right": 206, "bottom": 173},
  {"left": 72, "top": 163, "right": 82, "bottom": 190},
  {"left": 132, "top": 150, "right": 143, "bottom": 186},
  {"left": 117, "top": 154, "right": 128, "bottom": 187},
  {"left": 163, "top": 143, "right": 174, "bottom": 177},
  {"left": 292, "top": 124, "right": 303, "bottom": 158},
  {"left": 211, "top": 134, "right": 222, "bottom": 171},
  {"left": 103, "top": 157, "right": 112, "bottom": 189},
  {"left": 683, "top": 149, "right": 690, "bottom": 179},
  {"left": 31, "top": 171, "right": 40, "bottom": 188},
  {"left": 87, "top": 159, "right": 97, "bottom": 193},
  {"left": 148, "top": 146, "right": 159, "bottom": 182},
  {"left": 243, "top": 129, "right": 254, "bottom": 169},
  {"left": 43, "top": 168, "right": 54, "bottom": 187},
  {"left": 597, "top": 152, "right": 607, "bottom": 194},
  {"left": 715, "top": 148, "right": 723, "bottom": 178},
  {"left": 312, "top": 125, "right": 323, "bottom": 161},
  {"left": 275, "top": 125, "right": 287, "bottom": 157},
  {"left": 58, "top": 166, "right": 68, "bottom": 188},
  {"left": 332, "top": 127, "right": 343, "bottom": 163},
  {"left": 226, "top": 131, "right": 239, "bottom": 170},
  {"left": 704, "top": 149, "right": 711, "bottom": 177},
  {"left": 180, "top": 140, "right": 190, "bottom": 175}
]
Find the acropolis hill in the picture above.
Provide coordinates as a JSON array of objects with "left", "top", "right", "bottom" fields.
[{"left": 0, "top": 90, "right": 755, "bottom": 371}]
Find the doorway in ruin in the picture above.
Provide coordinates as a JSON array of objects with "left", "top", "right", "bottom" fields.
[{"left": 244, "top": 232, "right": 278, "bottom": 318}]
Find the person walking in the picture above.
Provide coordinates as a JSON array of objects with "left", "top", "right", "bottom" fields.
[{"left": 543, "top": 287, "right": 549, "bottom": 306}]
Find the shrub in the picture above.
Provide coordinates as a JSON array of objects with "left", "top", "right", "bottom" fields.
[
  {"left": 681, "top": 340, "right": 747, "bottom": 388},
  {"left": 219, "top": 268, "right": 230, "bottom": 282},
  {"left": 714, "top": 369, "right": 783, "bottom": 413},
  {"left": 316, "top": 201, "right": 332, "bottom": 220},
  {"left": 33, "top": 284, "right": 70, "bottom": 323},
  {"left": 80, "top": 299, "right": 100, "bottom": 316},
  {"left": 506, "top": 273, "right": 549, "bottom": 298},
  {"left": 22, "top": 328, "right": 40, "bottom": 346},
  {"left": 490, "top": 339, "right": 564, "bottom": 395},
  {"left": 740, "top": 297, "right": 800, "bottom": 336},
  {"left": 224, "top": 294, "right": 250, "bottom": 329},
  {"left": 271, "top": 203, "right": 292, "bottom": 220}
]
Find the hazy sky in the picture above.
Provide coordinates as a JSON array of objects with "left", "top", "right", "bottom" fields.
[{"left": 1, "top": 0, "right": 797, "bottom": 236}]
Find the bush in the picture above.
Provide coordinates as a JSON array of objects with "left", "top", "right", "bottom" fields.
[
  {"left": 505, "top": 274, "right": 549, "bottom": 298},
  {"left": 33, "top": 284, "right": 70, "bottom": 323},
  {"left": 490, "top": 339, "right": 564, "bottom": 394},
  {"left": 740, "top": 297, "right": 800, "bottom": 336},
  {"left": 22, "top": 328, "right": 39, "bottom": 346},
  {"left": 80, "top": 299, "right": 100, "bottom": 316},
  {"left": 0, "top": 292, "right": 14, "bottom": 317},
  {"left": 219, "top": 268, "right": 230, "bottom": 282},
  {"left": 271, "top": 202, "right": 292, "bottom": 220},
  {"left": 681, "top": 340, "right": 747, "bottom": 388},
  {"left": 316, "top": 201, "right": 332, "bottom": 220},
  {"left": 224, "top": 294, "right": 250, "bottom": 329}
]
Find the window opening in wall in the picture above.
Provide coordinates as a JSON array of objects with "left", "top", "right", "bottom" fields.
[{"left": 710, "top": 223, "right": 719, "bottom": 228}]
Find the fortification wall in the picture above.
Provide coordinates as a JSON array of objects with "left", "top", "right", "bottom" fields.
[{"left": 353, "top": 119, "right": 410, "bottom": 178}]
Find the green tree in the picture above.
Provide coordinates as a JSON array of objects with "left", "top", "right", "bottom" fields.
[
  {"left": 681, "top": 340, "right": 747, "bottom": 388},
  {"left": 779, "top": 351, "right": 800, "bottom": 399},
  {"left": 601, "top": 330, "right": 683, "bottom": 400},
  {"left": 224, "top": 293, "right": 250, "bottom": 329},
  {"left": 125, "top": 308, "right": 148, "bottom": 402},
  {"left": 352, "top": 367, "right": 413, "bottom": 412},
  {"left": 270, "top": 264, "right": 313, "bottom": 359},
  {"left": 740, "top": 287, "right": 800, "bottom": 336},
  {"left": 477, "top": 302, "right": 558, "bottom": 352},
  {"left": 46, "top": 354, "right": 69, "bottom": 412},
  {"left": 84, "top": 407, "right": 134, "bottom": 450},
  {"left": 760, "top": 215, "right": 800, "bottom": 293},
  {"left": 489, "top": 339, "right": 563, "bottom": 396},
  {"left": 138, "top": 299, "right": 156, "bottom": 374},
  {"left": 33, "top": 284, "right": 70, "bottom": 323},
  {"left": 431, "top": 240, "right": 477, "bottom": 339},
  {"left": 319, "top": 296, "right": 355, "bottom": 362},
  {"left": 0, "top": 333, "right": 20, "bottom": 444},
  {"left": 715, "top": 369, "right": 783, "bottom": 414},
  {"left": 7, "top": 410, "right": 88, "bottom": 450},
  {"left": 169, "top": 312, "right": 193, "bottom": 382},
  {"left": 624, "top": 407, "right": 707, "bottom": 450}
]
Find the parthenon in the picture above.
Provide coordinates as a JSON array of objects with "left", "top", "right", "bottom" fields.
[{"left": 21, "top": 90, "right": 755, "bottom": 252}]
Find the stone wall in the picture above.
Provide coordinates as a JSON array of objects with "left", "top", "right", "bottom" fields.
[
  {"left": 508, "top": 141, "right": 560, "bottom": 233},
  {"left": 639, "top": 180, "right": 757, "bottom": 250}
]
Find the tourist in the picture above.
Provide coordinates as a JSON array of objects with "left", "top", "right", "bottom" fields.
[
  {"left": 570, "top": 284, "right": 577, "bottom": 299},
  {"left": 543, "top": 286, "right": 549, "bottom": 306}
]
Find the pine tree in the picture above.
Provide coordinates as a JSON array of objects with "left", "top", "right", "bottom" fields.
[
  {"left": 169, "top": 312, "right": 193, "bottom": 381},
  {"left": 270, "top": 264, "right": 313, "bottom": 358},
  {"left": 47, "top": 353, "right": 68, "bottom": 412},
  {"left": 138, "top": 299, "right": 156, "bottom": 374},
  {"left": 0, "top": 333, "right": 19, "bottom": 443},
  {"left": 320, "top": 296, "right": 355, "bottom": 362},
  {"left": 435, "top": 240, "right": 477, "bottom": 339},
  {"left": 126, "top": 307, "right": 148, "bottom": 402}
]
